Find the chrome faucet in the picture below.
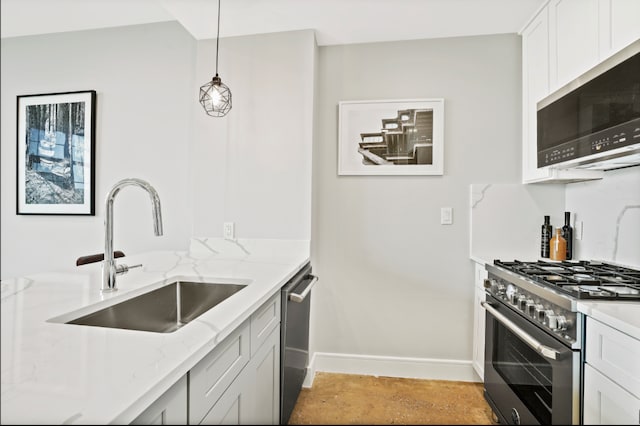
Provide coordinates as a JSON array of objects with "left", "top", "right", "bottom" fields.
[{"left": 102, "top": 178, "right": 163, "bottom": 292}]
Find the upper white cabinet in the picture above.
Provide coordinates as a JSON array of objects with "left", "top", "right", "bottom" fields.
[
  {"left": 519, "top": 0, "right": 640, "bottom": 184},
  {"left": 600, "top": 0, "right": 640, "bottom": 59},
  {"left": 548, "top": 0, "right": 600, "bottom": 91}
]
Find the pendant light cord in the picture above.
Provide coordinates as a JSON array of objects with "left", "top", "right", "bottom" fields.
[{"left": 215, "top": 0, "right": 221, "bottom": 76}]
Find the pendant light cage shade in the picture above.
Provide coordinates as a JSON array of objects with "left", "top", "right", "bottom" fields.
[
  {"left": 199, "top": 75, "right": 232, "bottom": 117},
  {"left": 199, "top": 0, "right": 231, "bottom": 117}
]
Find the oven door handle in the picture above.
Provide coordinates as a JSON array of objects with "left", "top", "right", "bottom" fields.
[{"left": 481, "top": 300, "right": 563, "bottom": 361}]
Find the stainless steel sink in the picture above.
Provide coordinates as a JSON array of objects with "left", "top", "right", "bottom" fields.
[{"left": 65, "top": 281, "right": 247, "bottom": 333}]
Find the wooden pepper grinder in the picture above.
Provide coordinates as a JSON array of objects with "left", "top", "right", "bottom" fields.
[{"left": 550, "top": 228, "right": 567, "bottom": 261}]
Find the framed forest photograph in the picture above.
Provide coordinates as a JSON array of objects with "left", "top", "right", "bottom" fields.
[{"left": 16, "top": 90, "right": 96, "bottom": 215}]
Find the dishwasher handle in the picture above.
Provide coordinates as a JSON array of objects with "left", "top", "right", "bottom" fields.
[{"left": 289, "top": 275, "right": 319, "bottom": 303}]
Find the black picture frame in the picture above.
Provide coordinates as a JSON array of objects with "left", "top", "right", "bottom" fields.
[{"left": 16, "top": 90, "right": 96, "bottom": 215}]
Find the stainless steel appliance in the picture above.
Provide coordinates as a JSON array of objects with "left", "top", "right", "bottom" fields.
[
  {"left": 280, "top": 262, "right": 318, "bottom": 425},
  {"left": 482, "top": 260, "right": 640, "bottom": 425},
  {"left": 536, "top": 40, "right": 640, "bottom": 171}
]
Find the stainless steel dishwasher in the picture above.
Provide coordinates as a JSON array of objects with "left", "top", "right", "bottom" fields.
[{"left": 280, "top": 262, "right": 318, "bottom": 425}]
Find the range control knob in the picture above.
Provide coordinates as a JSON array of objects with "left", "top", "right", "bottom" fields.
[
  {"left": 483, "top": 279, "right": 492, "bottom": 289},
  {"left": 517, "top": 296, "right": 528, "bottom": 310},
  {"left": 534, "top": 305, "right": 546, "bottom": 321},
  {"left": 508, "top": 292, "right": 519, "bottom": 305},
  {"left": 525, "top": 300, "right": 536, "bottom": 315},
  {"left": 544, "top": 310, "right": 557, "bottom": 328},
  {"left": 555, "top": 315, "right": 568, "bottom": 331}
]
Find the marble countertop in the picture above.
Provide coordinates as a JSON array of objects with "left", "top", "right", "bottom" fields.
[
  {"left": 1, "top": 238, "right": 310, "bottom": 425},
  {"left": 577, "top": 300, "right": 640, "bottom": 340}
]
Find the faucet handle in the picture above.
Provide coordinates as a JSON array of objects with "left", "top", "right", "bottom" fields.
[
  {"left": 76, "top": 250, "right": 125, "bottom": 266},
  {"left": 115, "top": 263, "right": 143, "bottom": 275}
]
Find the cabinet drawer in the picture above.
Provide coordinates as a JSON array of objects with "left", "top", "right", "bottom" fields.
[
  {"left": 189, "top": 321, "right": 250, "bottom": 424},
  {"left": 585, "top": 317, "right": 640, "bottom": 398},
  {"left": 250, "top": 293, "right": 280, "bottom": 357}
]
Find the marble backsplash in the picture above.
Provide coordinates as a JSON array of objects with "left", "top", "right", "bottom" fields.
[
  {"left": 470, "top": 166, "right": 640, "bottom": 268},
  {"left": 565, "top": 166, "right": 640, "bottom": 268},
  {"left": 470, "top": 183, "right": 564, "bottom": 263}
]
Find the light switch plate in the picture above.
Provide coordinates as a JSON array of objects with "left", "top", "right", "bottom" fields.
[{"left": 440, "top": 207, "right": 453, "bottom": 225}]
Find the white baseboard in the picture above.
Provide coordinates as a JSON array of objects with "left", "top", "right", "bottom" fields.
[{"left": 303, "top": 351, "right": 482, "bottom": 388}]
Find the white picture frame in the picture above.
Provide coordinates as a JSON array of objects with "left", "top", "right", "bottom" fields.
[{"left": 338, "top": 98, "right": 444, "bottom": 175}]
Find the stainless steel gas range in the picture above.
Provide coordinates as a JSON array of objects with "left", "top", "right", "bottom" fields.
[{"left": 482, "top": 260, "right": 640, "bottom": 425}]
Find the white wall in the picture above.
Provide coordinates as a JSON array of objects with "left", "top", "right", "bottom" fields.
[
  {"left": 0, "top": 22, "right": 195, "bottom": 279},
  {"left": 565, "top": 166, "right": 640, "bottom": 268},
  {"left": 310, "top": 34, "right": 522, "bottom": 379},
  {"left": 190, "top": 30, "right": 316, "bottom": 241}
]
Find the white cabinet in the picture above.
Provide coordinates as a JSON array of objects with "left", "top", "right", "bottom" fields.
[
  {"left": 471, "top": 262, "right": 487, "bottom": 381},
  {"left": 199, "top": 325, "right": 280, "bottom": 425},
  {"left": 599, "top": 0, "right": 640, "bottom": 60},
  {"left": 521, "top": 6, "right": 553, "bottom": 183},
  {"left": 191, "top": 293, "right": 281, "bottom": 425},
  {"left": 244, "top": 326, "right": 281, "bottom": 425},
  {"left": 583, "top": 316, "right": 640, "bottom": 425},
  {"left": 189, "top": 321, "right": 251, "bottom": 424},
  {"left": 519, "top": 0, "right": 640, "bottom": 184},
  {"left": 132, "top": 375, "right": 188, "bottom": 425},
  {"left": 548, "top": 0, "right": 600, "bottom": 91},
  {"left": 520, "top": 4, "right": 603, "bottom": 184}
]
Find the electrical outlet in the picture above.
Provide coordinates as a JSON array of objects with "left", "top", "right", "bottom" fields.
[
  {"left": 576, "top": 221, "right": 583, "bottom": 241},
  {"left": 223, "top": 222, "right": 235, "bottom": 240},
  {"left": 440, "top": 207, "right": 453, "bottom": 225}
]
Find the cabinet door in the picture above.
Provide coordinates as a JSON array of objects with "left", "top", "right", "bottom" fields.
[
  {"left": 189, "top": 321, "right": 251, "bottom": 425},
  {"left": 549, "top": 0, "right": 600, "bottom": 90},
  {"left": 585, "top": 317, "right": 640, "bottom": 397},
  {"left": 522, "top": 6, "right": 551, "bottom": 183},
  {"left": 246, "top": 325, "right": 281, "bottom": 425},
  {"left": 131, "top": 375, "right": 188, "bottom": 425},
  {"left": 599, "top": 0, "right": 640, "bottom": 59},
  {"left": 583, "top": 363, "right": 640, "bottom": 425},
  {"left": 471, "top": 263, "right": 487, "bottom": 380},
  {"left": 198, "top": 366, "right": 251, "bottom": 425}
]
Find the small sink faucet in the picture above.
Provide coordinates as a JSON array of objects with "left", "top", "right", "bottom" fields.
[{"left": 103, "top": 178, "right": 163, "bottom": 292}]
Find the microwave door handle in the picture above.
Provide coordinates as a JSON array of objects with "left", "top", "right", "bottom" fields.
[
  {"left": 289, "top": 275, "right": 319, "bottom": 303},
  {"left": 481, "top": 300, "right": 562, "bottom": 361}
]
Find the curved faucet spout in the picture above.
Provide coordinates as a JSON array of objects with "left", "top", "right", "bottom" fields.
[{"left": 103, "top": 178, "right": 163, "bottom": 292}]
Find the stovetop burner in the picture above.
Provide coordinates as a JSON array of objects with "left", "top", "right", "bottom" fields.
[{"left": 493, "top": 260, "right": 640, "bottom": 300}]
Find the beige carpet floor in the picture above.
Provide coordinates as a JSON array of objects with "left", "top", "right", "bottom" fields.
[{"left": 288, "top": 372, "right": 497, "bottom": 425}]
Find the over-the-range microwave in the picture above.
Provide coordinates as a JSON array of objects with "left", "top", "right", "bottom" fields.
[{"left": 537, "top": 39, "right": 640, "bottom": 171}]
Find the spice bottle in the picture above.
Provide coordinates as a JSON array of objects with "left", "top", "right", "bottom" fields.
[{"left": 550, "top": 228, "right": 567, "bottom": 261}]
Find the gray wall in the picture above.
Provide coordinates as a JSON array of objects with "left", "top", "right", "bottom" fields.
[
  {"left": 190, "top": 30, "right": 315, "bottom": 241},
  {"left": 310, "top": 34, "right": 522, "bottom": 370},
  {"left": 1, "top": 25, "right": 317, "bottom": 280},
  {"left": 1, "top": 22, "right": 195, "bottom": 279}
]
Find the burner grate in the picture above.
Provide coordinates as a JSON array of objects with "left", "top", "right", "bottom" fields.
[{"left": 493, "top": 260, "right": 640, "bottom": 300}]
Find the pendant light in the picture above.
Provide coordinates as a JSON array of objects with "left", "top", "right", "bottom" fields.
[{"left": 199, "top": 0, "right": 231, "bottom": 117}]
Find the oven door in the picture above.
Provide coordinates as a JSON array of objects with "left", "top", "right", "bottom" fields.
[{"left": 482, "top": 294, "right": 580, "bottom": 425}]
